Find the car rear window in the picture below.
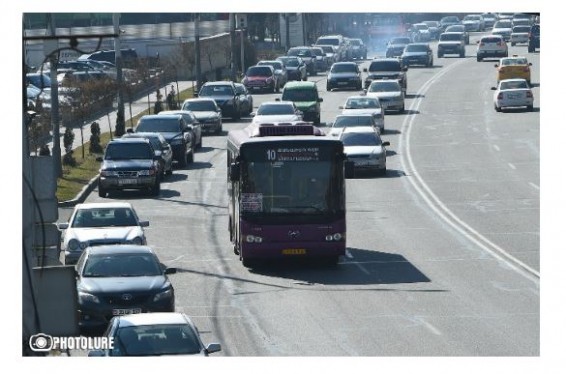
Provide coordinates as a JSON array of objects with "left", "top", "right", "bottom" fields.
[{"left": 368, "top": 60, "right": 402, "bottom": 72}]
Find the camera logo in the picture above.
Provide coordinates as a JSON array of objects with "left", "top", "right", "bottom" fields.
[{"left": 29, "top": 333, "right": 53, "bottom": 352}]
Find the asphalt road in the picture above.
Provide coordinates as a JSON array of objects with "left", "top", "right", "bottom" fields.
[{"left": 59, "top": 31, "right": 540, "bottom": 357}]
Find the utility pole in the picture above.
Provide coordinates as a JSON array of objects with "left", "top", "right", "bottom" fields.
[
  {"left": 239, "top": 14, "right": 245, "bottom": 75},
  {"left": 285, "top": 13, "right": 291, "bottom": 51},
  {"left": 46, "top": 14, "right": 61, "bottom": 178},
  {"left": 113, "top": 13, "right": 125, "bottom": 137},
  {"left": 230, "top": 13, "right": 237, "bottom": 82},
  {"left": 195, "top": 13, "right": 202, "bottom": 90}
]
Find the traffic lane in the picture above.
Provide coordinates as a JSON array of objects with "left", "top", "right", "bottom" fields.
[{"left": 404, "top": 48, "right": 539, "bottom": 272}]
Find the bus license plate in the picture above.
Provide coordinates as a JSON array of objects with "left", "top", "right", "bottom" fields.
[
  {"left": 282, "top": 249, "right": 306, "bottom": 255},
  {"left": 112, "top": 308, "right": 142, "bottom": 316}
]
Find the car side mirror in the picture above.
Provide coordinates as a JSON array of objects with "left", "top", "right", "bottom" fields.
[
  {"left": 382, "top": 141, "right": 391, "bottom": 147},
  {"left": 494, "top": 64, "right": 499, "bottom": 68},
  {"left": 318, "top": 98, "right": 323, "bottom": 102},
  {"left": 338, "top": 106, "right": 344, "bottom": 109},
  {"left": 96, "top": 156, "right": 103, "bottom": 162},
  {"left": 250, "top": 112, "right": 256, "bottom": 116},
  {"left": 194, "top": 93, "right": 199, "bottom": 97},
  {"left": 139, "top": 220, "right": 149, "bottom": 227},
  {"left": 363, "top": 68, "right": 368, "bottom": 72},
  {"left": 126, "top": 128, "right": 134, "bottom": 133},
  {"left": 275, "top": 98, "right": 281, "bottom": 102},
  {"left": 490, "top": 87, "right": 497, "bottom": 90},
  {"left": 57, "top": 222, "right": 69, "bottom": 230},
  {"left": 206, "top": 343, "right": 222, "bottom": 354},
  {"left": 164, "top": 267, "right": 177, "bottom": 274}
]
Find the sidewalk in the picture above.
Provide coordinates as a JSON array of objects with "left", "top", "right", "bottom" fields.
[{"left": 48, "top": 80, "right": 196, "bottom": 156}]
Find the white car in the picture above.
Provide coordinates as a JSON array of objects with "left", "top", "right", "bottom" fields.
[
  {"left": 491, "top": 78, "right": 534, "bottom": 112},
  {"left": 364, "top": 79, "right": 405, "bottom": 114},
  {"left": 339, "top": 95, "right": 385, "bottom": 132},
  {"left": 339, "top": 126, "right": 390, "bottom": 177},
  {"left": 57, "top": 202, "right": 149, "bottom": 265},
  {"left": 181, "top": 98, "right": 223, "bottom": 134},
  {"left": 510, "top": 25, "right": 531, "bottom": 46},
  {"left": 462, "top": 14, "right": 485, "bottom": 32},
  {"left": 328, "top": 113, "right": 383, "bottom": 137},
  {"left": 251, "top": 101, "right": 302, "bottom": 125},
  {"left": 491, "top": 20, "right": 513, "bottom": 41},
  {"left": 476, "top": 35, "right": 508, "bottom": 62}
]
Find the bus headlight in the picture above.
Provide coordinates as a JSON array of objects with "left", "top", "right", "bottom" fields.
[
  {"left": 325, "top": 233, "right": 344, "bottom": 241},
  {"left": 245, "top": 235, "right": 263, "bottom": 243}
]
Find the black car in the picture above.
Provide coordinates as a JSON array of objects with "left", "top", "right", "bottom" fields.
[
  {"left": 401, "top": 43, "right": 434, "bottom": 67},
  {"left": 97, "top": 138, "right": 161, "bottom": 197},
  {"left": 385, "top": 37, "right": 412, "bottom": 58},
  {"left": 326, "top": 62, "right": 362, "bottom": 91},
  {"left": 528, "top": 24, "right": 540, "bottom": 52},
  {"left": 287, "top": 46, "right": 317, "bottom": 75},
  {"left": 197, "top": 81, "right": 242, "bottom": 120},
  {"left": 121, "top": 132, "right": 173, "bottom": 180},
  {"left": 75, "top": 245, "right": 176, "bottom": 333},
  {"left": 134, "top": 114, "right": 194, "bottom": 167}
]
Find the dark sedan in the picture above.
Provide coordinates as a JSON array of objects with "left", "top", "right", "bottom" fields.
[
  {"left": 75, "top": 245, "right": 176, "bottom": 333},
  {"left": 401, "top": 43, "right": 434, "bottom": 67},
  {"left": 121, "top": 132, "right": 173, "bottom": 180},
  {"left": 326, "top": 62, "right": 362, "bottom": 91}
]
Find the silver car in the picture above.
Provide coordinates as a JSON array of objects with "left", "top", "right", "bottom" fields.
[
  {"left": 57, "top": 202, "right": 149, "bottom": 265},
  {"left": 339, "top": 126, "right": 390, "bottom": 177},
  {"left": 365, "top": 79, "right": 405, "bottom": 114}
]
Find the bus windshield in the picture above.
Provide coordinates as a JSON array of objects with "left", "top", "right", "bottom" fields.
[{"left": 241, "top": 160, "right": 335, "bottom": 215}]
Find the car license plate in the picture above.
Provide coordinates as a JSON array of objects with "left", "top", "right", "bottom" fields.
[
  {"left": 282, "top": 248, "right": 306, "bottom": 255},
  {"left": 507, "top": 94, "right": 520, "bottom": 100},
  {"left": 354, "top": 160, "right": 371, "bottom": 166},
  {"left": 112, "top": 308, "right": 142, "bottom": 316},
  {"left": 252, "top": 86, "right": 261, "bottom": 90},
  {"left": 118, "top": 178, "right": 138, "bottom": 185},
  {"left": 337, "top": 82, "right": 348, "bottom": 85}
]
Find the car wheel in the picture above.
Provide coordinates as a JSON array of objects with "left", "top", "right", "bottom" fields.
[
  {"left": 166, "top": 165, "right": 173, "bottom": 175},
  {"left": 98, "top": 182, "right": 107, "bottom": 198},
  {"left": 437, "top": 52, "right": 443, "bottom": 58},
  {"left": 151, "top": 181, "right": 161, "bottom": 196},
  {"left": 178, "top": 147, "right": 187, "bottom": 167},
  {"left": 495, "top": 104, "right": 501, "bottom": 112},
  {"left": 399, "top": 105, "right": 405, "bottom": 114},
  {"left": 527, "top": 105, "right": 534, "bottom": 112},
  {"left": 314, "top": 114, "right": 321, "bottom": 126},
  {"left": 232, "top": 110, "right": 241, "bottom": 121},
  {"left": 187, "top": 151, "right": 194, "bottom": 164},
  {"left": 477, "top": 56, "right": 482, "bottom": 62},
  {"left": 460, "top": 51, "right": 465, "bottom": 58},
  {"left": 326, "top": 85, "right": 331, "bottom": 91},
  {"left": 511, "top": 42, "right": 515, "bottom": 46},
  {"left": 528, "top": 45, "right": 534, "bottom": 53}
]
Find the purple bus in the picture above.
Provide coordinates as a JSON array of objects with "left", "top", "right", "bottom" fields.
[{"left": 227, "top": 122, "right": 349, "bottom": 267}]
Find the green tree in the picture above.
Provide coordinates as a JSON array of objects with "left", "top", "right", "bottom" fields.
[{"left": 89, "top": 121, "right": 103, "bottom": 154}]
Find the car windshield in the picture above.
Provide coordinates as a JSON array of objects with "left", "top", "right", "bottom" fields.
[
  {"left": 246, "top": 66, "right": 272, "bottom": 76},
  {"left": 331, "top": 64, "right": 357, "bottom": 73},
  {"left": 199, "top": 85, "right": 234, "bottom": 96},
  {"left": 501, "top": 58, "right": 528, "bottom": 66},
  {"left": 182, "top": 100, "right": 217, "bottom": 112},
  {"left": 82, "top": 253, "right": 162, "bottom": 277},
  {"left": 512, "top": 26, "right": 531, "bottom": 33},
  {"left": 136, "top": 118, "right": 180, "bottom": 133},
  {"left": 494, "top": 21, "right": 512, "bottom": 28},
  {"left": 441, "top": 16, "right": 459, "bottom": 23},
  {"left": 349, "top": 39, "right": 362, "bottom": 46},
  {"left": 344, "top": 98, "right": 380, "bottom": 109},
  {"left": 125, "top": 135, "right": 162, "bottom": 151},
  {"left": 368, "top": 60, "right": 401, "bottom": 72},
  {"left": 259, "top": 61, "right": 282, "bottom": 70},
  {"left": 333, "top": 116, "right": 375, "bottom": 128},
  {"left": 112, "top": 324, "right": 202, "bottom": 356},
  {"left": 256, "top": 104, "right": 295, "bottom": 115},
  {"left": 317, "top": 38, "right": 339, "bottom": 46},
  {"left": 320, "top": 46, "right": 334, "bottom": 53},
  {"left": 405, "top": 44, "right": 429, "bottom": 52},
  {"left": 500, "top": 80, "right": 529, "bottom": 90},
  {"left": 282, "top": 88, "right": 318, "bottom": 101},
  {"left": 440, "top": 33, "right": 463, "bottom": 41},
  {"left": 288, "top": 48, "right": 311, "bottom": 57},
  {"left": 446, "top": 25, "right": 465, "bottom": 32},
  {"left": 71, "top": 207, "right": 138, "bottom": 228},
  {"left": 414, "top": 24, "right": 428, "bottom": 30},
  {"left": 280, "top": 58, "right": 299, "bottom": 67},
  {"left": 341, "top": 132, "right": 381, "bottom": 146},
  {"left": 390, "top": 37, "right": 411, "bottom": 45},
  {"left": 369, "top": 81, "right": 400, "bottom": 92},
  {"left": 104, "top": 143, "right": 153, "bottom": 160},
  {"left": 464, "top": 15, "right": 481, "bottom": 21}
]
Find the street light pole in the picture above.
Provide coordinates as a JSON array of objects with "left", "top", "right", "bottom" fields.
[
  {"left": 113, "top": 13, "right": 125, "bottom": 137},
  {"left": 46, "top": 14, "right": 61, "bottom": 178},
  {"left": 195, "top": 13, "right": 202, "bottom": 90}
]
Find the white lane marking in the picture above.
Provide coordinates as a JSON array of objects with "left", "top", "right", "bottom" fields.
[
  {"left": 493, "top": 144, "right": 500, "bottom": 151},
  {"left": 508, "top": 163, "right": 516, "bottom": 170},
  {"left": 345, "top": 249, "right": 370, "bottom": 275},
  {"left": 400, "top": 59, "right": 540, "bottom": 284},
  {"left": 529, "top": 183, "right": 540, "bottom": 190}
]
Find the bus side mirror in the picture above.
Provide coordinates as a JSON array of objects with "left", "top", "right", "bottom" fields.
[{"left": 229, "top": 162, "right": 240, "bottom": 182}]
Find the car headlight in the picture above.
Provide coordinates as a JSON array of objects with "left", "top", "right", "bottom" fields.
[
  {"left": 78, "top": 291, "right": 100, "bottom": 304},
  {"left": 138, "top": 169, "right": 156, "bottom": 176},
  {"left": 67, "top": 239, "right": 87, "bottom": 251},
  {"left": 153, "top": 287, "right": 174, "bottom": 302},
  {"left": 100, "top": 170, "right": 119, "bottom": 177}
]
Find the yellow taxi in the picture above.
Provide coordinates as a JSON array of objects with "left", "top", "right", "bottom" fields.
[{"left": 495, "top": 55, "right": 532, "bottom": 84}]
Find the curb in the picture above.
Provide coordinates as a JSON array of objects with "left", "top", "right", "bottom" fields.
[{"left": 58, "top": 175, "right": 99, "bottom": 208}]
